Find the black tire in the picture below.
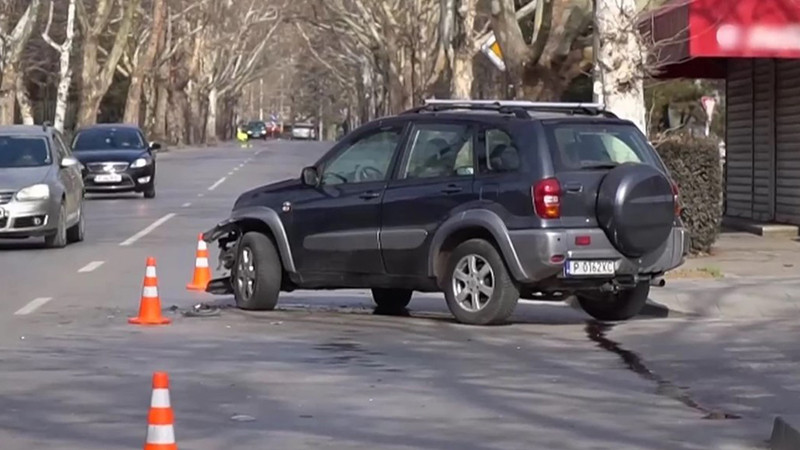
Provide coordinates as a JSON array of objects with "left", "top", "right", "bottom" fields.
[
  {"left": 443, "top": 239, "right": 519, "bottom": 325},
  {"left": 44, "top": 203, "right": 68, "bottom": 248},
  {"left": 371, "top": 288, "right": 412, "bottom": 311},
  {"left": 233, "top": 232, "right": 282, "bottom": 311},
  {"left": 143, "top": 184, "right": 156, "bottom": 199},
  {"left": 577, "top": 282, "right": 650, "bottom": 322},
  {"left": 66, "top": 201, "right": 85, "bottom": 243}
]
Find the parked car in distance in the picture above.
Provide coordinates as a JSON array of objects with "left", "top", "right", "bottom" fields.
[
  {"left": 291, "top": 122, "right": 316, "bottom": 140},
  {"left": 0, "top": 124, "right": 85, "bottom": 248},
  {"left": 204, "top": 100, "right": 688, "bottom": 325},
  {"left": 71, "top": 124, "right": 159, "bottom": 199}
]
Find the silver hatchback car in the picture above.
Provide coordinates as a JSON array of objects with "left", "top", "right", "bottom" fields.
[{"left": 0, "top": 125, "right": 85, "bottom": 248}]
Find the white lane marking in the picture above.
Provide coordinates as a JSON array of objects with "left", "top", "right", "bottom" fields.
[
  {"left": 119, "top": 213, "right": 177, "bottom": 247},
  {"left": 238, "top": 164, "right": 245, "bottom": 168},
  {"left": 198, "top": 193, "right": 205, "bottom": 198},
  {"left": 208, "top": 177, "right": 227, "bottom": 191},
  {"left": 182, "top": 202, "right": 192, "bottom": 208},
  {"left": 227, "top": 171, "right": 234, "bottom": 176},
  {"left": 232, "top": 167, "right": 240, "bottom": 172},
  {"left": 15, "top": 297, "right": 53, "bottom": 315},
  {"left": 78, "top": 261, "right": 105, "bottom": 273}
]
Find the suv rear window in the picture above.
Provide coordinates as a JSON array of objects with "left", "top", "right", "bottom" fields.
[{"left": 543, "top": 122, "right": 659, "bottom": 170}]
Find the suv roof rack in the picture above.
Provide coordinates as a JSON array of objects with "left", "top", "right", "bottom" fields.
[
  {"left": 406, "top": 99, "right": 617, "bottom": 118},
  {"left": 402, "top": 100, "right": 532, "bottom": 119}
]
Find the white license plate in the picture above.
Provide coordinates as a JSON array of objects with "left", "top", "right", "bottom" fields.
[
  {"left": 95, "top": 174, "right": 122, "bottom": 183},
  {"left": 565, "top": 260, "right": 616, "bottom": 276}
]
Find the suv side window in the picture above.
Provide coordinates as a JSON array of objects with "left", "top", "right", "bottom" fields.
[
  {"left": 479, "top": 128, "right": 520, "bottom": 174},
  {"left": 320, "top": 127, "right": 403, "bottom": 185},
  {"left": 400, "top": 123, "right": 474, "bottom": 179}
]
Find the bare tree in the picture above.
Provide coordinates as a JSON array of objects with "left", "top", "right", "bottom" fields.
[
  {"left": 41, "top": 0, "right": 76, "bottom": 132},
  {"left": 0, "top": 0, "right": 41, "bottom": 124},
  {"left": 75, "top": 0, "right": 140, "bottom": 127},
  {"left": 123, "top": 0, "right": 165, "bottom": 125}
]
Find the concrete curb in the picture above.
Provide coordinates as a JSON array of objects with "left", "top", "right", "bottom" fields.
[{"left": 770, "top": 416, "right": 800, "bottom": 449}]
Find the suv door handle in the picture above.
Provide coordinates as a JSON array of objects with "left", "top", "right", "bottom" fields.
[
  {"left": 441, "top": 185, "right": 463, "bottom": 194},
  {"left": 359, "top": 191, "right": 381, "bottom": 200},
  {"left": 564, "top": 182, "right": 583, "bottom": 193}
]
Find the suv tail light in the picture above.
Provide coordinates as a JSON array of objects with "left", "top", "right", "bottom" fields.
[
  {"left": 671, "top": 182, "right": 681, "bottom": 216},
  {"left": 533, "top": 178, "right": 561, "bottom": 219}
]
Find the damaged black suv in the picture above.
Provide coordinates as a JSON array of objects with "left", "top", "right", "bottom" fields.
[{"left": 204, "top": 100, "right": 688, "bottom": 325}]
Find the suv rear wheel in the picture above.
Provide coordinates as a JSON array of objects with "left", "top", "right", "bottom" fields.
[
  {"left": 233, "top": 232, "right": 281, "bottom": 311},
  {"left": 371, "top": 288, "right": 412, "bottom": 311},
  {"left": 576, "top": 282, "right": 650, "bottom": 321},
  {"left": 444, "top": 239, "right": 519, "bottom": 325}
]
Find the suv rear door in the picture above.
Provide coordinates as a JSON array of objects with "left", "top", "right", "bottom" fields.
[
  {"left": 542, "top": 120, "right": 669, "bottom": 229},
  {"left": 380, "top": 120, "right": 478, "bottom": 276}
]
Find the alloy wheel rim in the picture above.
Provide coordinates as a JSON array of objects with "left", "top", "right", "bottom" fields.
[
  {"left": 451, "top": 254, "right": 495, "bottom": 312},
  {"left": 236, "top": 246, "right": 256, "bottom": 301}
]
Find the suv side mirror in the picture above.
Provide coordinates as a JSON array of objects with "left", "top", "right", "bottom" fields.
[
  {"left": 301, "top": 166, "right": 320, "bottom": 187},
  {"left": 149, "top": 142, "right": 162, "bottom": 151},
  {"left": 61, "top": 156, "right": 79, "bottom": 168}
]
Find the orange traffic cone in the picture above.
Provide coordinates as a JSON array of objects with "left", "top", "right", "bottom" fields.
[
  {"left": 129, "top": 257, "right": 171, "bottom": 325},
  {"left": 143, "top": 372, "right": 177, "bottom": 450},
  {"left": 186, "top": 233, "right": 212, "bottom": 291}
]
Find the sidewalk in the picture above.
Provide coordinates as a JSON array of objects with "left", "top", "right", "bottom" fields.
[
  {"left": 667, "top": 231, "right": 800, "bottom": 279},
  {"left": 651, "top": 231, "right": 800, "bottom": 319}
]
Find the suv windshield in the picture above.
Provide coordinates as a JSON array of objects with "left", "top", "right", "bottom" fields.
[
  {"left": 0, "top": 136, "right": 51, "bottom": 168},
  {"left": 73, "top": 128, "right": 145, "bottom": 151},
  {"left": 544, "top": 122, "right": 659, "bottom": 170}
]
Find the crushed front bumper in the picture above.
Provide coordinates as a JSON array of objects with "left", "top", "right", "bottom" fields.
[{"left": 202, "top": 220, "right": 241, "bottom": 295}]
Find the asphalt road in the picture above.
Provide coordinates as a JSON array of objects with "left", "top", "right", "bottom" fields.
[{"left": 0, "top": 140, "right": 792, "bottom": 449}]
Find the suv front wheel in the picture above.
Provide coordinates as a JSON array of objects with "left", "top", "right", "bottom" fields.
[
  {"left": 576, "top": 282, "right": 650, "bottom": 321},
  {"left": 443, "top": 239, "right": 520, "bottom": 325},
  {"left": 233, "top": 232, "right": 282, "bottom": 311}
]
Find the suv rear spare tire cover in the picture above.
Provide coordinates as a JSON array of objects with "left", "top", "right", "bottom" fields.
[{"left": 596, "top": 162, "right": 675, "bottom": 258}]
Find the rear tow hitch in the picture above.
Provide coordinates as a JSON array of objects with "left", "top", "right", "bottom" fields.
[{"left": 650, "top": 276, "right": 666, "bottom": 287}]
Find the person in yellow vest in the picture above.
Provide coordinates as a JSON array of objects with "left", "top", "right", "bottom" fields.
[{"left": 236, "top": 123, "right": 250, "bottom": 148}]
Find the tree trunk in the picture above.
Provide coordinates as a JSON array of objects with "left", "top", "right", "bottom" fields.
[
  {"left": 595, "top": 0, "right": 646, "bottom": 132},
  {"left": 0, "top": 69, "right": 16, "bottom": 124},
  {"left": 167, "top": 88, "right": 188, "bottom": 145},
  {"left": 15, "top": 75, "right": 34, "bottom": 124},
  {"left": 204, "top": 86, "right": 218, "bottom": 144},
  {"left": 143, "top": 77, "right": 157, "bottom": 134},
  {"left": 186, "top": 83, "right": 203, "bottom": 144},
  {"left": 153, "top": 80, "right": 169, "bottom": 141},
  {"left": 123, "top": 0, "right": 165, "bottom": 125},
  {"left": 451, "top": 53, "right": 474, "bottom": 99}
]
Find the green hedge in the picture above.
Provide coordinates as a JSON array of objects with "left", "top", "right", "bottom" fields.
[{"left": 655, "top": 134, "right": 723, "bottom": 255}]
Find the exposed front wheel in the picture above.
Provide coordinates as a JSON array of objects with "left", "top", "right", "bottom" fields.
[
  {"left": 576, "top": 282, "right": 650, "bottom": 321},
  {"left": 443, "top": 239, "right": 519, "bottom": 325},
  {"left": 371, "top": 288, "right": 412, "bottom": 312},
  {"left": 66, "top": 202, "right": 85, "bottom": 243},
  {"left": 44, "top": 203, "right": 68, "bottom": 248},
  {"left": 233, "top": 232, "right": 282, "bottom": 311},
  {"left": 143, "top": 185, "right": 156, "bottom": 199}
]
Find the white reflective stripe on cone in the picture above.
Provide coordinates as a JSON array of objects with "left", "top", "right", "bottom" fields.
[
  {"left": 142, "top": 286, "right": 159, "bottom": 298},
  {"left": 150, "top": 388, "right": 172, "bottom": 408},
  {"left": 195, "top": 258, "right": 209, "bottom": 268},
  {"left": 198, "top": 241, "right": 207, "bottom": 251},
  {"left": 146, "top": 425, "right": 175, "bottom": 444},
  {"left": 146, "top": 266, "right": 157, "bottom": 277}
]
